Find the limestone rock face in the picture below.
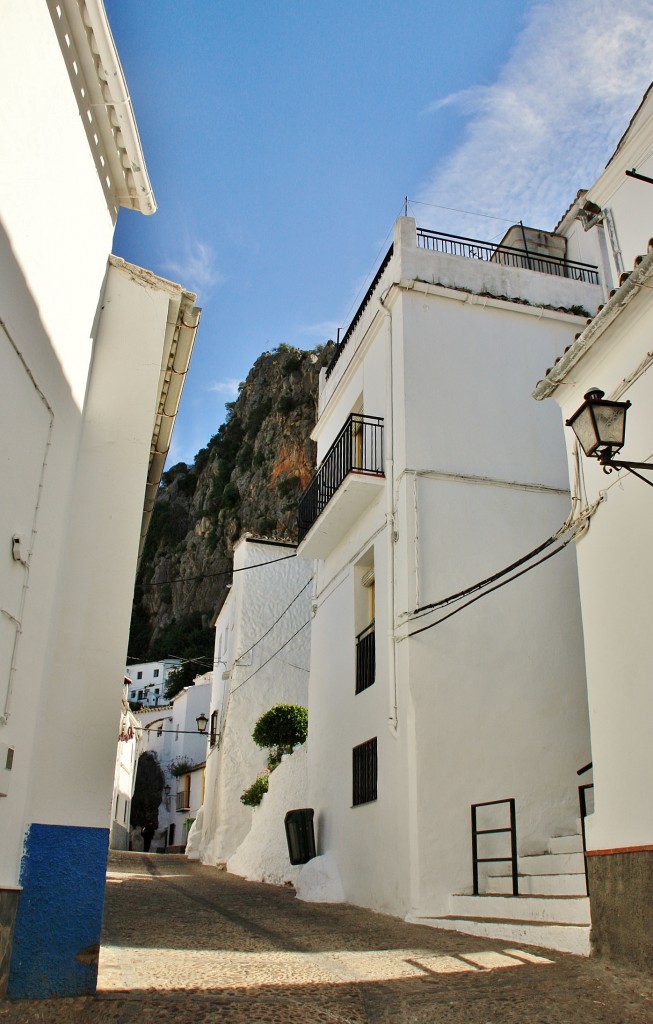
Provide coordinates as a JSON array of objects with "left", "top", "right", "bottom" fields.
[{"left": 129, "top": 344, "right": 332, "bottom": 669}]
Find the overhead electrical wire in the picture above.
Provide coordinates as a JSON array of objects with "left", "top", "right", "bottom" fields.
[
  {"left": 135, "top": 552, "right": 296, "bottom": 588},
  {"left": 235, "top": 580, "right": 312, "bottom": 664},
  {"left": 229, "top": 620, "right": 311, "bottom": 696},
  {"left": 402, "top": 537, "right": 575, "bottom": 642}
]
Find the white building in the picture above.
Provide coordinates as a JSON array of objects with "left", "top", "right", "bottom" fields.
[
  {"left": 197, "top": 537, "right": 312, "bottom": 870},
  {"left": 125, "top": 658, "right": 182, "bottom": 707},
  {"left": 0, "top": 0, "right": 199, "bottom": 999},
  {"left": 296, "top": 214, "right": 600, "bottom": 953},
  {"left": 533, "top": 85, "right": 653, "bottom": 970},
  {"left": 110, "top": 689, "right": 141, "bottom": 850},
  {"left": 135, "top": 676, "right": 211, "bottom": 850}
]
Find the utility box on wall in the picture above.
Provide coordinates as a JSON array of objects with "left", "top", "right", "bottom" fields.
[
  {"left": 0, "top": 744, "right": 14, "bottom": 797},
  {"left": 285, "top": 808, "right": 316, "bottom": 865}
]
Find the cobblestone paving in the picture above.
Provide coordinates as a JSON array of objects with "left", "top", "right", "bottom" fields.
[{"left": 1, "top": 851, "right": 652, "bottom": 1022}]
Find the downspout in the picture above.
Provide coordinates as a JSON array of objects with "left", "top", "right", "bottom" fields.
[{"left": 379, "top": 290, "right": 398, "bottom": 734}]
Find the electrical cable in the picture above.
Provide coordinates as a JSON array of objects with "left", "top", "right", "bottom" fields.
[
  {"left": 235, "top": 580, "right": 312, "bottom": 664},
  {"left": 135, "top": 552, "right": 296, "bottom": 588},
  {"left": 410, "top": 532, "right": 561, "bottom": 620},
  {"left": 407, "top": 198, "right": 517, "bottom": 224},
  {"left": 229, "top": 620, "right": 311, "bottom": 696},
  {"left": 403, "top": 538, "right": 574, "bottom": 641}
]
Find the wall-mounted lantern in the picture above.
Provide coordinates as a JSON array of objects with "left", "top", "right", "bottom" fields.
[{"left": 566, "top": 388, "right": 653, "bottom": 486}]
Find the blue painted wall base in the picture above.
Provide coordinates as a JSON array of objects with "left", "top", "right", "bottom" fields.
[{"left": 8, "top": 823, "right": 109, "bottom": 999}]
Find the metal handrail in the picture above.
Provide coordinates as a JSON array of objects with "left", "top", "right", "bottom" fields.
[
  {"left": 297, "top": 414, "right": 384, "bottom": 542},
  {"left": 416, "top": 228, "right": 599, "bottom": 285},
  {"left": 578, "top": 763, "right": 594, "bottom": 895},
  {"left": 471, "top": 797, "right": 518, "bottom": 896}
]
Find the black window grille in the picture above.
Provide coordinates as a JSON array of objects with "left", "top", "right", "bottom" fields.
[
  {"left": 353, "top": 737, "right": 377, "bottom": 806},
  {"left": 210, "top": 710, "right": 219, "bottom": 747},
  {"left": 355, "top": 624, "right": 375, "bottom": 694}
]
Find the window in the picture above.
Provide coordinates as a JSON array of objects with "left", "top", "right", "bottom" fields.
[
  {"left": 210, "top": 710, "right": 219, "bottom": 747},
  {"left": 353, "top": 738, "right": 377, "bottom": 805},
  {"left": 355, "top": 557, "right": 375, "bottom": 694},
  {"left": 153, "top": 669, "right": 159, "bottom": 678},
  {"left": 154, "top": 688, "right": 159, "bottom": 694},
  {"left": 130, "top": 690, "right": 136, "bottom": 699},
  {"left": 138, "top": 690, "right": 143, "bottom": 700},
  {"left": 137, "top": 671, "right": 143, "bottom": 680}
]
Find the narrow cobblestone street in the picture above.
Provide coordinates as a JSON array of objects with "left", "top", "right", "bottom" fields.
[{"left": 1, "top": 851, "right": 652, "bottom": 1023}]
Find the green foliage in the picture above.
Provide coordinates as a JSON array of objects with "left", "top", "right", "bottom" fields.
[
  {"left": 567, "top": 305, "right": 591, "bottom": 317},
  {"left": 257, "top": 517, "right": 277, "bottom": 535},
  {"left": 240, "top": 774, "right": 269, "bottom": 807},
  {"left": 236, "top": 441, "right": 254, "bottom": 469},
  {"left": 278, "top": 394, "right": 299, "bottom": 415},
  {"left": 222, "top": 482, "right": 240, "bottom": 509},
  {"left": 252, "top": 704, "right": 308, "bottom": 753},
  {"left": 168, "top": 756, "right": 194, "bottom": 777},
  {"left": 253, "top": 450, "right": 267, "bottom": 468},
  {"left": 245, "top": 397, "right": 272, "bottom": 438},
  {"left": 141, "top": 502, "right": 190, "bottom": 563},
  {"left": 276, "top": 475, "right": 300, "bottom": 498},
  {"left": 130, "top": 752, "right": 165, "bottom": 829}
]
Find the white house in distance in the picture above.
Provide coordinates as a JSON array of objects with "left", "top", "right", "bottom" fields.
[
  {"left": 296, "top": 214, "right": 601, "bottom": 954},
  {"left": 533, "top": 85, "right": 653, "bottom": 970},
  {"left": 110, "top": 689, "right": 141, "bottom": 851},
  {"left": 196, "top": 537, "right": 311, "bottom": 871},
  {"left": 136, "top": 676, "right": 211, "bottom": 850},
  {"left": 0, "top": 0, "right": 199, "bottom": 1000},
  {"left": 125, "top": 658, "right": 182, "bottom": 707}
]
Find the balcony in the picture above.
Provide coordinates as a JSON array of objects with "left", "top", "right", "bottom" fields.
[
  {"left": 297, "top": 414, "right": 384, "bottom": 559},
  {"left": 176, "top": 791, "right": 190, "bottom": 812},
  {"left": 355, "top": 623, "right": 375, "bottom": 694},
  {"left": 415, "top": 228, "right": 599, "bottom": 284}
]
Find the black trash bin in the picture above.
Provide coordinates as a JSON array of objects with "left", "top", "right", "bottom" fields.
[{"left": 284, "top": 808, "right": 316, "bottom": 865}]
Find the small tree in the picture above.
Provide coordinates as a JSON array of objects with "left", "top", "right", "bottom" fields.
[
  {"left": 130, "top": 751, "right": 165, "bottom": 830},
  {"left": 252, "top": 704, "right": 308, "bottom": 759}
]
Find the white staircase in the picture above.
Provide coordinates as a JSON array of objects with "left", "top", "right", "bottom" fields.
[{"left": 409, "top": 832, "right": 591, "bottom": 956}]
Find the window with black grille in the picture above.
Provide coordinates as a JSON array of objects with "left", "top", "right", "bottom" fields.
[
  {"left": 352, "top": 737, "right": 377, "bottom": 805},
  {"left": 210, "top": 710, "right": 219, "bottom": 747}
]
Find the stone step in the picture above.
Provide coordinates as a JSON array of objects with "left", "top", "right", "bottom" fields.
[
  {"left": 409, "top": 914, "right": 591, "bottom": 956},
  {"left": 486, "top": 850, "right": 585, "bottom": 876},
  {"left": 449, "top": 894, "right": 590, "bottom": 925},
  {"left": 486, "top": 871, "right": 587, "bottom": 896},
  {"left": 548, "top": 834, "right": 584, "bottom": 855}
]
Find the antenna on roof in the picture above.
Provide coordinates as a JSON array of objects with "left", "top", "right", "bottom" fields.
[{"left": 404, "top": 195, "right": 408, "bottom": 217}]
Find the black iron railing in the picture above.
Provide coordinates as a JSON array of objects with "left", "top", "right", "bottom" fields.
[
  {"left": 297, "top": 414, "right": 384, "bottom": 542},
  {"left": 355, "top": 623, "right": 375, "bottom": 694},
  {"left": 471, "top": 797, "right": 519, "bottom": 896},
  {"left": 325, "top": 245, "right": 394, "bottom": 380},
  {"left": 416, "top": 228, "right": 599, "bottom": 285},
  {"left": 577, "top": 762, "right": 594, "bottom": 895}
]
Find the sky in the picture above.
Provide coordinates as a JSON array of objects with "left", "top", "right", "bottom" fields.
[{"left": 105, "top": 0, "right": 653, "bottom": 466}]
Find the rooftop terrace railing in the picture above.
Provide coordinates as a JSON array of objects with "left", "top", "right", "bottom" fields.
[
  {"left": 416, "top": 227, "right": 599, "bottom": 284},
  {"left": 325, "top": 245, "right": 394, "bottom": 380}
]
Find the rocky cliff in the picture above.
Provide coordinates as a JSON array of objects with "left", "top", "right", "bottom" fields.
[{"left": 128, "top": 343, "right": 332, "bottom": 687}]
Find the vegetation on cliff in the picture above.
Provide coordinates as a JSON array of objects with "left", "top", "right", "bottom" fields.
[{"left": 128, "top": 343, "right": 332, "bottom": 694}]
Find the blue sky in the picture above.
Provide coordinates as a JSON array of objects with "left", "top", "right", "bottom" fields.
[{"left": 106, "top": 0, "right": 653, "bottom": 465}]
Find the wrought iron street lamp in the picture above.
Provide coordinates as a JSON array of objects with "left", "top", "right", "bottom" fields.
[
  {"left": 566, "top": 388, "right": 653, "bottom": 485},
  {"left": 195, "top": 712, "right": 209, "bottom": 734}
]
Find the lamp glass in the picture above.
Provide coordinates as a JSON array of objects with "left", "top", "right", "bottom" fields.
[
  {"left": 196, "top": 713, "right": 208, "bottom": 734},
  {"left": 566, "top": 390, "right": 629, "bottom": 457}
]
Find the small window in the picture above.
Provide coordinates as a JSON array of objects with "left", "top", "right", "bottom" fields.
[
  {"left": 210, "top": 710, "right": 219, "bottom": 747},
  {"left": 153, "top": 669, "right": 159, "bottom": 678},
  {"left": 137, "top": 671, "right": 143, "bottom": 680},
  {"left": 138, "top": 690, "right": 143, "bottom": 700},
  {"left": 130, "top": 691, "right": 136, "bottom": 699},
  {"left": 353, "top": 737, "right": 377, "bottom": 806},
  {"left": 154, "top": 688, "right": 159, "bottom": 694}
]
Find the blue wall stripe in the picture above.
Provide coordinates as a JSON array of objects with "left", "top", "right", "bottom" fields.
[{"left": 8, "top": 823, "right": 109, "bottom": 999}]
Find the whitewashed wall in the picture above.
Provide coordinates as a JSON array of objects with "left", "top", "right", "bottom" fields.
[
  {"left": 301, "top": 217, "right": 592, "bottom": 920},
  {"left": 199, "top": 539, "right": 312, "bottom": 866}
]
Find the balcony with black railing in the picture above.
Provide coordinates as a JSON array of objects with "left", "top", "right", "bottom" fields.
[
  {"left": 297, "top": 414, "right": 384, "bottom": 559},
  {"left": 415, "top": 228, "right": 599, "bottom": 284}
]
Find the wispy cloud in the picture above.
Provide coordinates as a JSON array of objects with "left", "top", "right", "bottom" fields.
[
  {"left": 163, "top": 240, "right": 225, "bottom": 299},
  {"left": 418, "top": 0, "right": 653, "bottom": 238},
  {"left": 207, "top": 377, "right": 242, "bottom": 399},
  {"left": 296, "top": 319, "right": 340, "bottom": 341}
]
